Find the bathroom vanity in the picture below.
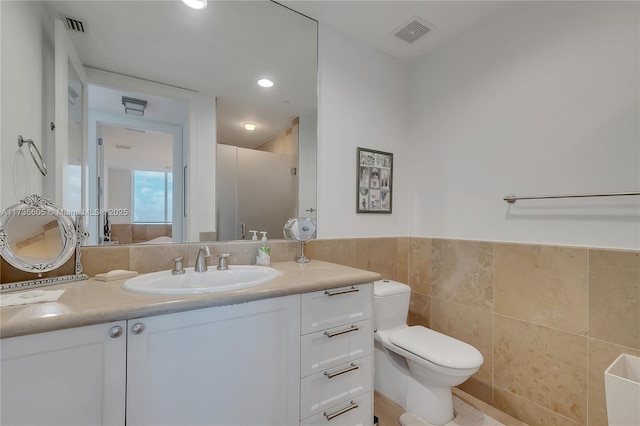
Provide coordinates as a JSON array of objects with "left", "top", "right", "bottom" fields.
[{"left": 0, "top": 261, "right": 378, "bottom": 426}]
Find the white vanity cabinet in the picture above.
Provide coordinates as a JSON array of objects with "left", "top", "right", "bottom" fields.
[
  {"left": 126, "top": 295, "right": 301, "bottom": 426},
  {"left": 0, "top": 320, "right": 127, "bottom": 426},
  {"left": 0, "top": 282, "right": 375, "bottom": 426},
  {"left": 0, "top": 296, "right": 300, "bottom": 426},
  {"left": 299, "top": 284, "right": 374, "bottom": 426}
]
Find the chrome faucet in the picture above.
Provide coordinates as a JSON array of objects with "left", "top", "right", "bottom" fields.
[
  {"left": 217, "top": 253, "right": 231, "bottom": 270},
  {"left": 194, "top": 246, "right": 212, "bottom": 272},
  {"left": 172, "top": 257, "right": 186, "bottom": 275}
]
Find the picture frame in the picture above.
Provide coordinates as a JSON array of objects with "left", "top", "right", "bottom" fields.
[{"left": 357, "top": 147, "right": 393, "bottom": 213}]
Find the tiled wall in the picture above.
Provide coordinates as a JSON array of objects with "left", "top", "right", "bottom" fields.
[
  {"left": 110, "top": 224, "right": 173, "bottom": 245},
  {"left": 305, "top": 237, "right": 640, "bottom": 426},
  {"left": 1, "top": 240, "right": 300, "bottom": 283},
  {"left": 3, "top": 235, "right": 638, "bottom": 426}
]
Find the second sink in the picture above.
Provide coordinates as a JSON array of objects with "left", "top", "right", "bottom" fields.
[{"left": 123, "top": 265, "right": 280, "bottom": 295}]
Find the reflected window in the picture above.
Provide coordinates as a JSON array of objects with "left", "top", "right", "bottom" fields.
[{"left": 132, "top": 170, "right": 172, "bottom": 223}]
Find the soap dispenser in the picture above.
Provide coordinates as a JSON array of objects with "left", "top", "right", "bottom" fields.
[
  {"left": 257, "top": 231, "right": 271, "bottom": 265},
  {"left": 249, "top": 230, "right": 258, "bottom": 241}
]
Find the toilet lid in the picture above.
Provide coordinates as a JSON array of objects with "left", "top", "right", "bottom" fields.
[
  {"left": 389, "top": 326, "right": 483, "bottom": 369},
  {"left": 374, "top": 280, "right": 410, "bottom": 296}
]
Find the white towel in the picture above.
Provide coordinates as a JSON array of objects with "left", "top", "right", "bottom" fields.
[{"left": 0, "top": 289, "right": 65, "bottom": 307}]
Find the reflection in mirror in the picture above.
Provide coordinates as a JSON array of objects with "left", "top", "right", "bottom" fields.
[
  {"left": 38, "top": 0, "right": 318, "bottom": 245},
  {"left": 216, "top": 97, "right": 299, "bottom": 240},
  {"left": 65, "top": 58, "right": 84, "bottom": 213},
  {"left": 0, "top": 195, "right": 88, "bottom": 292},
  {"left": 6, "top": 211, "right": 63, "bottom": 262}
]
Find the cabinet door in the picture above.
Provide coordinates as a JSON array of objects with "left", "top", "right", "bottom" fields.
[
  {"left": 126, "top": 295, "right": 301, "bottom": 426},
  {"left": 0, "top": 321, "right": 127, "bottom": 426}
]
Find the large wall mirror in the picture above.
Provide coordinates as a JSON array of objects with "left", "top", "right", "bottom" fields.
[{"left": 1, "top": 0, "right": 317, "bottom": 246}]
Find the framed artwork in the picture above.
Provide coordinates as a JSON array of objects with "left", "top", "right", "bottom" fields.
[{"left": 357, "top": 147, "right": 393, "bottom": 213}]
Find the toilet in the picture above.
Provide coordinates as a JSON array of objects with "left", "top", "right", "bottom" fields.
[{"left": 373, "top": 280, "right": 484, "bottom": 425}]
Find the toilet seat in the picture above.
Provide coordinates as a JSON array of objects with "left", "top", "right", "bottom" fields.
[{"left": 389, "top": 326, "right": 483, "bottom": 370}]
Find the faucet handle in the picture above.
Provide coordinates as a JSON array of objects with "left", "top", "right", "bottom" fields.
[
  {"left": 217, "top": 253, "right": 231, "bottom": 270},
  {"left": 172, "top": 257, "right": 186, "bottom": 275}
]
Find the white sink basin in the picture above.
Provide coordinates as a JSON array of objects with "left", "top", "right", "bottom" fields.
[{"left": 123, "top": 265, "right": 280, "bottom": 295}]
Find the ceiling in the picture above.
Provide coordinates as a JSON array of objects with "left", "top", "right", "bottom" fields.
[
  {"left": 47, "top": 1, "right": 512, "bottom": 151},
  {"left": 46, "top": 0, "right": 318, "bottom": 149},
  {"left": 282, "top": 1, "right": 509, "bottom": 62}
]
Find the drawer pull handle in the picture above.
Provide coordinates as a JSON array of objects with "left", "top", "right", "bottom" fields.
[
  {"left": 323, "top": 401, "right": 358, "bottom": 421},
  {"left": 324, "top": 324, "right": 359, "bottom": 338},
  {"left": 324, "top": 363, "right": 359, "bottom": 379},
  {"left": 324, "top": 286, "right": 359, "bottom": 297}
]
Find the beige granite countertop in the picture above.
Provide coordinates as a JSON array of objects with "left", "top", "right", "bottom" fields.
[{"left": 0, "top": 261, "right": 381, "bottom": 339}]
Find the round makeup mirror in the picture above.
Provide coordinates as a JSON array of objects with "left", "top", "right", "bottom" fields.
[
  {"left": 0, "top": 195, "right": 87, "bottom": 291},
  {"left": 283, "top": 217, "right": 316, "bottom": 263}
]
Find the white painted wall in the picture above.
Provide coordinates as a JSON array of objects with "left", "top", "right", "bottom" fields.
[
  {"left": 316, "top": 24, "right": 409, "bottom": 238},
  {"left": 0, "top": 1, "right": 54, "bottom": 208},
  {"left": 407, "top": 1, "right": 640, "bottom": 249}
]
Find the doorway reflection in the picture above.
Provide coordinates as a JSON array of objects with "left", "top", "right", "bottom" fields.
[
  {"left": 99, "top": 124, "right": 175, "bottom": 244},
  {"left": 216, "top": 117, "right": 298, "bottom": 240}
]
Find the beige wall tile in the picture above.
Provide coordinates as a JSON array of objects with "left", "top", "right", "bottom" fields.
[
  {"left": 110, "top": 224, "right": 132, "bottom": 244},
  {"left": 495, "top": 243, "right": 588, "bottom": 335},
  {"left": 589, "top": 249, "right": 640, "bottom": 350},
  {"left": 80, "top": 246, "right": 131, "bottom": 277},
  {"left": 228, "top": 240, "right": 298, "bottom": 264},
  {"left": 268, "top": 240, "right": 300, "bottom": 262},
  {"left": 355, "top": 238, "right": 399, "bottom": 280},
  {"left": 431, "top": 239, "right": 494, "bottom": 311},
  {"left": 397, "top": 237, "right": 409, "bottom": 284},
  {"left": 129, "top": 243, "right": 230, "bottom": 273},
  {"left": 587, "top": 338, "right": 640, "bottom": 426},
  {"left": 408, "top": 237, "right": 431, "bottom": 296},
  {"left": 129, "top": 244, "right": 185, "bottom": 273},
  {"left": 1, "top": 256, "right": 75, "bottom": 283},
  {"left": 493, "top": 386, "right": 581, "bottom": 426},
  {"left": 408, "top": 291, "right": 430, "bottom": 328},
  {"left": 132, "top": 225, "right": 147, "bottom": 243},
  {"left": 430, "top": 298, "right": 493, "bottom": 404},
  {"left": 146, "top": 224, "right": 171, "bottom": 240},
  {"left": 227, "top": 241, "right": 261, "bottom": 265},
  {"left": 494, "top": 315, "right": 588, "bottom": 424},
  {"left": 305, "top": 239, "right": 356, "bottom": 267}
]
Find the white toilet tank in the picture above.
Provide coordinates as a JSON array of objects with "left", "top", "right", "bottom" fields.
[{"left": 374, "top": 280, "right": 411, "bottom": 331}]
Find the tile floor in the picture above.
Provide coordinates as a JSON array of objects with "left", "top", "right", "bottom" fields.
[{"left": 374, "top": 390, "right": 527, "bottom": 426}]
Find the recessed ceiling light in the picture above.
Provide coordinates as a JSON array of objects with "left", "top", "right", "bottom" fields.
[
  {"left": 243, "top": 123, "right": 257, "bottom": 131},
  {"left": 182, "top": 0, "right": 207, "bottom": 10},
  {"left": 257, "top": 79, "right": 274, "bottom": 88}
]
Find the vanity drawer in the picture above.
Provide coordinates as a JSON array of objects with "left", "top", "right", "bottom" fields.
[
  {"left": 301, "top": 319, "right": 372, "bottom": 377},
  {"left": 300, "top": 391, "right": 372, "bottom": 426},
  {"left": 300, "top": 356, "right": 372, "bottom": 420},
  {"left": 301, "top": 284, "right": 372, "bottom": 335}
]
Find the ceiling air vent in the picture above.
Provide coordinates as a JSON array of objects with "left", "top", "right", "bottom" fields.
[
  {"left": 64, "top": 17, "right": 87, "bottom": 33},
  {"left": 392, "top": 16, "right": 434, "bottom": 44}
]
